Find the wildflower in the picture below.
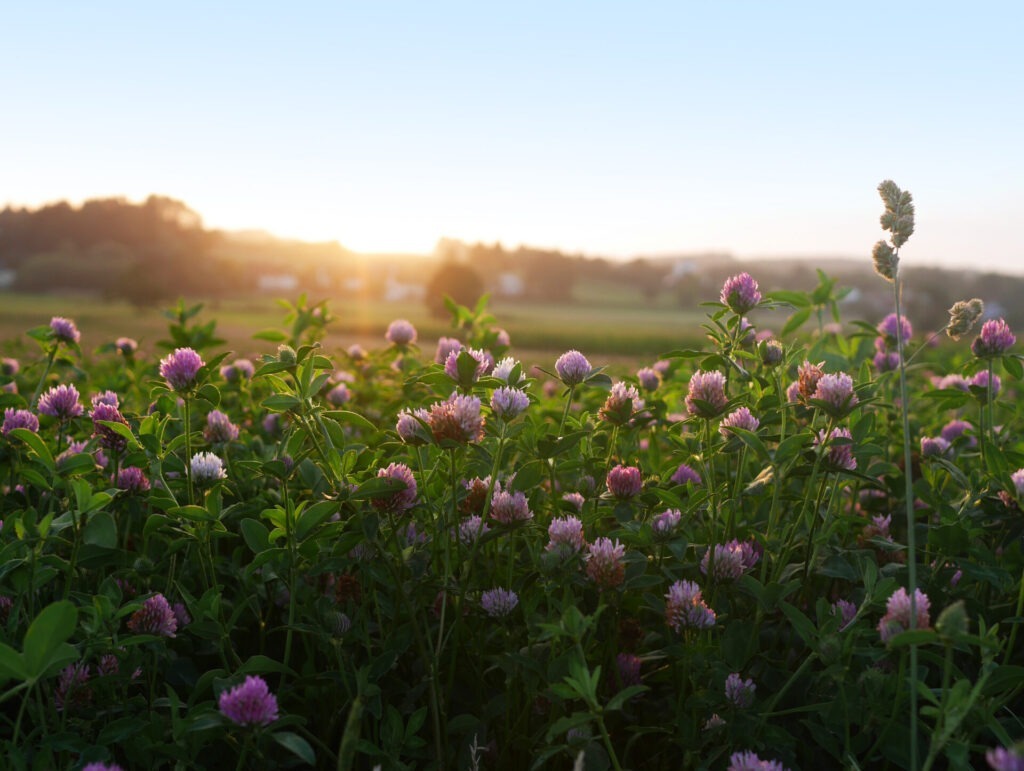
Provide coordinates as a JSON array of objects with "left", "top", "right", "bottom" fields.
[
  {"left": 435, "top": 336, "right": 463, "bottom": 364},
  {"left": 220, "top": 358, "right": 255, "bottom": 383},
  {"left": 385, "top": 319, "right": 417, "bottom": 346},
  {"left": 585, "top": 537, "right": 626, "bottom": 589},
  {"left": 457, "top": 515, "right": 490, "bottom": 545},
  {"left": 728, "top": 751, "right": 788, "bottom": 771},
  {"left": 50, "top": 316, "right": 81, "bottom": 345},
  {"left": 878, "top": 587, "right": 931, "bottom": 642},
  {"left": 872, "top": 240, "right": 898, "bottom": 282},
  {"left": 546, "top": 515, "right": 586, "bottom": 556},
  {"left": 651, "top": 508, "right": 681, "bottom": 539},
  {"left": 0, "top": 595, "right": 12, "bottom": 624},
  {"left": 159, "top": 348, "right": 204, "bottom": 392},
  {"left": 561, "top": 491, "right": 585, "bottom": 511},
  {"left": 665, "top": 579, "right": 716, "bottom": 630},
  {"left": 91, "top": 402, "right": 129, "bottom": 452},
  {"left": 347, "top": 343, "right": 367, "bottom": 361},
  {"left": 399, "top": 522, "right": 428, "bottom": 547},
  {"left": 670, "top": 463, "right": 702, "bottom": 486},
  {"left": 600, "top": 381, "right": 643, "bottom": 425},
  {"left": 172, "top": 602, "right": 192, "bottom": 628},
  {"left": 54, "top": 663, "right": 92, "bottom": 712},
  {"left": 490, "top": 387, "right": 530, "bottom": 420},
  {"left": 685, "top": 370, "right": 727, "bottom": 418},
  {"left": 218, "top": 675, "right": 279, "bottom": 727},
  {"left": 427, "top": 393, "right": 485, "bottom": 444},
  {"left": 127, "top": 594, "right": 178, "bottom": 637},
  {"left": 200, "top": 410, "right": 238, "bottom": 445},
  {"left": 941, "top": 419, "right": 974, "bottom": 445},
  {"left": 115, "top": 466, "right": 150, "bottom": 493},
  {"left": 701, "top": 540, "right": 760, "bottom": 580},
  {"left": 719, "top": 406, "right": 759, "bottom": 438},
  {"left": 555, "top": 349, "right": 592, "bottom": 386},
  {"left": 920, "top": 436, "right": 951, "bottom": 458},
  {"left": 796, "top": 361, "right": 825, "bottom": 402},
  {"left": 395, "top": 407, "right": 430, "bottom": 444},
  {"left": 934, "top": 373, "right": 970, "bottom": 391},
  {"left": 616, "top": 653, "right": 642, "bottom": 687},
  {"left": 492, "top": 356, "right": 525, "bottom": 384},
  {"left": 703, "top": 714, "right": 726, "bottom": 731},
  {"left": 759, "top": 338, "right": 784, "bottom": 367},
  {"left": 946, "top": 298, "right": 984, "bottom": 340},
  {"left": 986, "top": 746, "right": 1024, "bottom": 771},
  {"left": 459, "top": 476, "right": 492, "bottom": 516},
  {"left": 720, "top": 272, "right": 762, "bottom": 314},
  {"left": 372, "top": 463, "right": 417, "bottom": 514},
  {"left": 190, "top": 452, "right": 227, "bottom": 484},
  {"left": 873, "top": 349, "right": 901, "bottom": 372},
  {"left": 262, "top": 412, "right": 286, "bottom": 437},
  {"left": 812, "top": 372, "right": 858, "bottom": 417},
  {"left": 606, "top": 465, "right": 642, "bottom": 499},
  {"left": 831, "top": 599, "right": 857, "bottom": 630},
  {"left": 972, "top": 318, "right": 1016, "bottom": 357},
  {"left": 91, "top": 390, "right": 120, "bottom": 408},
  {"left": 636, "top": 367, "right": 661, "bottom": 391},
  {"left": 2, "top": 408, "right": 39, "bottom": 437},
  {"left": 445, "top": 347, "right": 489, "bottom": 386},
  {"left": 971, "top": 370, "right": 1001, "bottom": 396},
  {"left": 38, "top": 384, "right": 83, "bottom": 420},
  {"left": 0, "top": 357, "right": 18, "bottom": 376},
  {"left": 326, "top": 383, "right": 350, "bottom": 406},
  {"left": 1011, "top": 469, "right": 1024, "bottom": 498},
  {"left": 490, "top": 490, "right": 532, "bottom": 524},
  {"left": 877, "top": 313, "right": 913, "bottom": 345},
  {"left": 725, "top": 672, "right": 756, "bottom": 708},
  {"left": 480, "top": 588, "right": 519, "bottom": 618},
  {"left": 815, "top": 427, "right": 856, "bottom": 471},
  {"left": 115, "top": 337, "right": 138, "bottom": 357}
]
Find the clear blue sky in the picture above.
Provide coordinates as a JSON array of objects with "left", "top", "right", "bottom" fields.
[{"left": 4, "top": 1, "right": 1022, "bottom": 273}]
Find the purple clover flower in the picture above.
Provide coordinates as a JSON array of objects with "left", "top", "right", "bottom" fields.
[
  {"left": 91, "top": 402, "right": 130, "bottom": 452},
  {"left": 796, "top": 360, "right": 825, "bottom": 402},
  {"left": 873, "top": 349, "right": 901, "bottom": 372},
  {"left": 490, "top": 490, "right": 533, "bottom": 524},
  {"left": 986, "top": 746, "right": 1024, "bottom": 771},
  {"left": 1, "top": 357, "right": 19, "bottom": 376},
  {"left": 127, "top": 594, "right": 178, "bottom": 637},
  {"left": 50, "top": 316, "right": 81, "bottom": 345},
  {"left": 428, "top": 393, "right": 485, "bottom": 444},
  {"left": 2, "top": 408, "right": 39, "bottom": 437},
  {"left": 490, "top": 387, "right": 530, "bottom": 420},
  {"left": 83, "top": 763, "right": 126, "bottom": 771},
  {"left": 941, "top": 419, "right": 974, "bottom": 445},
  {"left": 435, "top": 336, "right": 463, "bottom": 365},
  {"left": 585, "top": 537, "right": 626, "bottom": 589},
  {"left": 701, "top": 540, "right": 760, "bottom": 580},
  {"left": 159, "top": 348, "right": 204, "bottom": 392},
  {"left": 480, "top": 587, "right": 519, "bottom": 618},
  {"left": 878, "top": 587, "right": 931, "bottom": 642},
  {"left": 116, "top": 466, "right": 151, "bottom": 493},
  {"left": 326, "top": 383, "right": 351, "bottom": 406},
  {"left": 385, "top": 319, "right": 417, "bottom": 346},
  {"left": 815, "top": 427, "right": 856, "bottom": 471},
  {"left": 651, "top": 508, "right": 682, "bottom": 539},
  {"left": 444, "top": 347, "right": 490, "bottom": 385},
  {"left": 972, "top": 370, "right": 1001, "bottom": 395},
  {"left": 115, "top": 337, "right": 138, "bottom": 357},
  {"left": 456, "top": 515, "right": 490, "bottom": 545},
  {"left": 492, "top": 356, "right": 525, "bottom": 384},
  {"left": 38, "top": 384, "right": 83, "bottom": 420},
  {"left": 554, "top": 350, "right": 592, "bottom": 386},
  {"left": 831, "top": 599, "right": 858, "bottom": 630},
  {"left": 396, "top": 407, "right": 430, "bottom": 444},
  {"left": 759, "top": 338, "right": 784, "bottom": 367},
  {"left": 91, "top": 390, "right": 120, "bottom": 408},
  {"left": 812, "top": 372, "right": 858, "bottom": 417},
  {"left": 1011, "top": 469, "right": 1024, "bottom": 498},
  {"left": 685, "top": 370, "right": 727, "bottom": 418},
  {"left": 600, "top": 381, "right": 643, "bottom": 426},
  {"left": 606, "top": 464, "right": 642, "bottom": 499},
  {"left": 220, "top": 358, "right": 255, "bottom": 383},
  {"left": 190, "top": 452, "right": 227, "bottom": 484},
  {"left": 372, "top": 463, "right": 418, "bottom": 514},
  {"left": 204, "top": 410, "right": 240, "bottom": 444},
  {"left": 727, "top": 751, "right": 788, "bottom": 771},
  {"left": 665, "top": 579, "right": 716, "bottom": 630},
  {"left": 546, "top": 515, "right": 586, "bottom": 556},
  {"left": 973, "top": 318, "right": 1016, "bottom": 357},
  {"left": 720, "top": 272, "right": 762, "bottom": 314},
  {"left": 877, "top": 313, "right": 912, "bottom": 344},
  {"left": 636, "top": 367, "right": 661, "bottom": 391},
  {"left": 218, "top": 675, "right": 279, "bottom": 727},
  {"left": 54, "top": 663, "right": 92, "bottom": 712},
  {"left": 920, "top": 436, "right": 951, "bottom": 458},
  {"left": 671, "top": 463, "right": 702, "bottom": 486},
  {"left": 719, "top": 406, "right": 759, "bottom": 438},
  {"left": 725, "top": 672, "right": 756, "bottom": 708},
  {"left": 562, "top": 491, "right": 585, "bottom": 511}
]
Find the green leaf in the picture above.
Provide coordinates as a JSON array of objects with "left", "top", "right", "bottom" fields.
[
  {"left": 324, "top": 410, "right": 378, "bottom": 433},
  {"left": 239, "top": 518, "right": 270, "bottom": 553},
  {"left": 296, "top": 501, "right": 339, "bottom": 541},
  {"left": 261, "top": 394, "right": 302, "bottom": 412},
  {"left": 781, "top": 307, "right": 812, "bottom": 337},
  {"left": 83, "top": 511, "right": 117, "bottom": 549},
  {"left": 1003, "top": 354, "right": 1023, "bottom": 380},
  {"left": 779, "top": 602, "right": 817, "bottom": 648},
  {"left": 97, "top": 420, "right": 141, "bottom": 450},
  {"left": 23, "top": 601, "right": 78, "bottom": 679},
  {"left": 196, "top": 383, "right": 221, "bottom": 407},
  {"left": 886, "top": 628, "right": 939, "bottom": 648},
  {"left": 605, "top": 685, "right": 648, "bottom": 712},
  {"left": 0, "top": 642, "right": 27, "bottom": 681},
  {"left": 253, "top": 329, "right": 289, "bottom": 343},
  {"left": 168, "top": 505, "right": 217, "bottom": 522},
  {"left": 9, "top": 428, "right": 54, "bottom": 471},
  {"left": 273, "top": 731, "right": 315, "bottom": 765}
]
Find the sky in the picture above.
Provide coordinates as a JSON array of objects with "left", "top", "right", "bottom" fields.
[{"left": 3, "top": 2, "right": 1023, "bottom": 273}]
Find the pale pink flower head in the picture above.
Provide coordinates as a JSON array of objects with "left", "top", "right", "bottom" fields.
[
  {"left": 2, "top": 408, "right": 39, "bottom": 437},
  {"left": 701, "top": 540, "right": 760, "bottom": 580},
  {"left": 812, "top": 372, "right": 858, "bottom": 417},
  {"left": 1010, "top": 469, "right": 1024, "bottom": 498},
  {"left": 115, "top": 337, "right": 138, "bottom": 357},
  {"left": 492, "top": 356, "right": 525, "bottom": 384},
  {"left": 986, "top": 746, "right": 1024, "bottom": 771},
  {"left": 91, "top": 402, "right": 130, "bottom": 452},
  {"left": 940, "top": 420, "right": 973, "bottom": 445},
  {"left": 491, "top": 387, "right": 530, "bottom": 421},
  {"left": 831, "top": 599, "right": 858, "bottom": 630},
  {"left": 38, "top": 383, "right": 83, "bottom": 420},
  {"left": 600, "top": 381, "right": 643, "bottom": 426},
  {"left": 116, "top": 466, "right": 151, "bottom": 493},
  {"left": 395, "top": 407, "right": 430, "bottom": 445},
  {"left": 445, "top": 347, "right": 489, "bottom": 386},
  {"left": 759, "top": 338, "right": 784, "bottom": 368},
  {"left": 50, "top": 316, "right": 81, "bottom": 345},
  {"left": 372, "top": 462, "right": 417, "bottom": 514},
  {"left": 877, "top": 587, "right": 931, "bottom": 642},
  {"left": 159, "top": 348, "right": 204, "bottom": 392},
  {"left": 555, "top": 350, "right": 592, "bottom": 386},
  {"left": 428, "top": 393, "right": 485, "bottom": 444},
  {"left": 685, "top": 370, "right": 727, "bottom": 418},
  {"left": 651, "top": 508, "right": 682, "bottom": 540},
  {"left": 725, "top": 672, "right": 756, "bottom": 708},
  {"left": 1, "top": 357, "right": 18, "bottom": 377},
  {"left": 127, "top": 594, "right": 178, "bottom": 637},
  {"left": 190, "top": 452, "right": 227, "bottom": 484},
  {"left": 815, "top": 427, "right": 856, "bottom": 471},
  {"left": 385, "top": 319, "right": 417, "bottom": 346},
  {"left": 877, "top": 313, "right": 913, "bottom": 345},
  {"left": 719, "top": 406, "right": 759, "bottom": 438},
  {"left": 670, "top": 463, "right": 702, "bottom": 486},
  {"left": 606, "top": 464, "right": 642, "bottom": 499},
  {"left": 665, "top": 579, "right": 716, "bottom": 631},
  {"left": 490, "top": 490, "right": 533, "bottom": 524},
  {"left": 480, "top": 587, "right": 519, "bottom": 618},
  {"left": 218, "top": 675, "right": 279, "bottom": 727},
  {"left": 91, "top": 390, "right": 120, "bottom": 408},
  {"left": 562, "top": 491, "right": 585, "bottom": 511},
  {"left": 636, "top": 367, "right": 661, "bottom": 391},
  {"left": 435, "top": 336, "right": 463, "bottom": 365},
  {"left": 325, "top": 382, "right": 351, "bottom": 406},
  {"left": 220, "top": 358, "right": 255, "bottom": 383},
  {"left": 546, "top": 515, "right": 586, "bottom": 556},
  {"left": 873, "top": 349, "right": 901, "bottom": 372},
  {"left": 585, "top": 537, "right": 626, "bottom": 589},
  {"left": 457, "top": 515, "right": 490, "bottom": 545},
  {"left": 973, "top": 318, "right": 1016, "bottom": 357},
  {"left": 720, "top": 272, "right": 762, "bottom": 314},
  {"left": 920, "top": 436, "right": 951, "bottom": 458},
  {"left": 971, "top": 370, "right": 1001, "bottom": 395},
  {"left": 727, "top": 751, "right": 788, "bottom": 771}
]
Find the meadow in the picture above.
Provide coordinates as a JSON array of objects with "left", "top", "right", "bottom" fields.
[{"left": 1, "top": 182, "right": 1023, "bottom": 771}]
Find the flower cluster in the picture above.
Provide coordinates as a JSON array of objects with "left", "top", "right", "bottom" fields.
[
  {"left": 50, "top": 316, "right": 81, "bottom": 345},
  {"left": 428, "top": 393, "right": 485, "bottom": 444},
  {"left": 720, "top": 272, "right": 762, "bottom": 314},
  {"left": 585, "top": 537, "right": 626, "bottom": 589},
  {"left": 38, "top": 384, "right": 83, "bottom": 420},
  {"left": 599, "top": 381, "right": 643, "bottom": 425},
  {"left": 878, "top": 587, "right": 931, "bottom": 642},
  {"left": 606, "top": 464, "right": 642, "bottom": 499},
  {"left": 190, "top": 452, "right": 227, "bottom": 484},
  {"left": 701, "top": 540, "right": 760, "bottom": 580},
  {"left": 719, "top": 406, "right": 759, "bottom": 438},
  {"left": 2, "top": 408, "right": 39, "bottom": 437},
  {"left": 490, "top": 490, "right": 532, "bottom": 524},
  {"left": 685, "top": 370, "right": 727, "bottom": 418},
  {"left": 546, "top": 515, "right": 586, "bottom": 557},
  {"left": 665, "top": 579, "right": 716, "bottom": 631},
  {"left": 972, "top": 318, "right": 1016, "bottom": 357},
  {"left": 373, "top": 463, "right": 418, "bottom": 514},
  {"left": 480, "top": 587, "right": 519, "bottom": 617},
  {"left": 554, "top": 349, "right": 592, "bottom": 386},
  {"left": 725, "top": 672, "right": 756, "bottom": 708},
  {"left": 127, "top": 594, "right": 178, "bottom": 637},
  {"left": 218, "top": 675, "right": 279, "bottom": 727},
  {"left": 204, "top": 410, "right": 240, "bottom": 444},
  {"left": 385, "top": 319, "right": 417, "bottom": 346},
  {"left": 159, "top": 348, "right": 204, "bottom": 392}
]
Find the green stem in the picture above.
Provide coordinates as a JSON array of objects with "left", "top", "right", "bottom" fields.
[
  {"left": 30, "top": 345, "right": 58, "bottom": 406},
  {"left": 558, "top": 384, "right": 577, "bottom": 436},
  {"left": 183, "top": 396, "right": 194, "bottom": 506}
]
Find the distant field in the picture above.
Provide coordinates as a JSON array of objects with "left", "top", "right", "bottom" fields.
[{"left": 0, "top": 290, "right": 709, "bottom": 371}]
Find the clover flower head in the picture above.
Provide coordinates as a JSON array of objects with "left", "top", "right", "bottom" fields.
[
  {"left": 428, "top": 393, "right": 485, "bottom": 444},
  {"left": 606, "top": 464, "right": 642, "bottom": 499},
  {"left": 325, "top": 382, "right": 351, "bottom": 407},
  {"left": 986, "top": 746, "right": 1024, "bottom": 771},
  {"left": 636, "top": 367, "right": 661, "bottom": 391},
  {"left": 813, "top": 372, "right": 858, "bottom": 416},
  {"left": 759, "top": 338, "right": 784, "bottom": 367},
  {"left": 159, "top": 348, "right": 204, "bottom": 392},
  {"left": 372, "top": 462, "right": 417, "bottom": 513},
  {"left": 115, "top": 466, "right": 150, "bottom": 493},
  {"left": 831, "top": 599, "right": 858, "bottom": 630},
  {"left": 796, "top": 361, "right": 825, "bottom": 402},
  {"left": 54, "top": 663, "right": 92, "bottom": 712},
  {"left": 457, "top": 515, "right": 490, "bottom": 545},
  {"left": 218, "top": 675, "right": 279, "bottom": 727},
  {"left": 725, "top": 672, "right": 756, "bottom": 708},
  {"left": 38, "top": 383, "right": 83, "bottom": 420},
  {"left": 665, "top": 579, "right": 716, "bottom": 631},
  {"left": 701, "top": 540, "right": 760, "bottom": 580},
  {"left": 396, "top": 407, "right": 430, "bottom": 444},
  {"left": 385, "top": 319, "right": 417, "bottom": 346},
  {"left": 555, "top": 350, "right": 592, "bottom": 386},
  {"left": 727, "top": 750, "right": 788, "bottom": 771},
  {"left": 941, "top": 420, "right": 974, "bottom": 445},
  {"left": 546, "top": 515, "right": 586, "bottom": 556},
  {"left": 115, "top": 337, "right": 138, "bottom": 357},
  {"left": 91, "top": 402, "right": 130, "bottom": 451},
  {"left": 190, "top": 452, "right": 227, "bottom": 484},
  {"left": 435, "top": 336, "right": 463, "bottom": 365},
  {"left": 220, "top": 358, "right": 255, "bottom": 383},
  {"left": 2, "top": 408, "right": 39, "bottom": 437},
  {"left": 492, "top": 356, "right": 525, "bottom": 384},
  {"left": 815, "top": 427, "right": 856, "bottom": 471},
  {"left": 491, "top": 386, "right": 530, "bottom": 420},
  {"left": 445, "top": 347, "right": 489, "bottom": 384},
  {"left": 921, "top": 436, "right": 951, "bottom": 458},
  {"left": 720, "top": 272, "right": 762, "bottom": 314},
  {"left": 50, "top": 316, "right": 81, "bottom": 345},
  {"left": 973, "top": 318, "right": 1016, "bottom": 357},
  {"left": 91, "top": 390, "right": 120, "bottom": 408},
  {"left": 480, "top": 587, "right": 519, "bottom": 618},
  {"left": 719, "top": 406, "right": 759, "bottom": 438},
  {"left": 1010, "top": 469, "right": 1024, "bottom": 498},
  {"left": 490, "top": 489, "right": 532, "bottom": 524},
  {"left": 127, "top": 594, "right": 178, "bottom": 637},
  {"left": 686, "top": 370, "right": 727, "bottom": 418},
  {"left": 585, "top": 537, "right": 626, "bottom": 589},
  {"left": 671, "top": 463, "right": 702, "bottom": 486},
  {"left": 878, "top": 313, "right": 912, "bottom": 344},
  {"left": 651, "top": 508, "right": 682, "bottom": 539},
  {"left": 946, "top": 298, "right": 984, "bottom": 340},
  {"left": 878, "top": 587, "right": 931, "bottom": 642},
  {"left": 972, "top": 370, "right": 1001, "bottom": 395}
]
